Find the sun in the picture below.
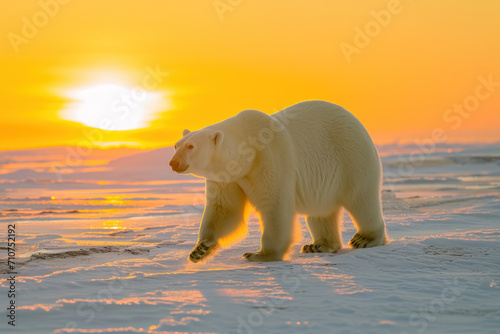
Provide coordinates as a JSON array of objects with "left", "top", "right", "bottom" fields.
[{"left": 60, "top": 83, "right": 169, "bottom": 131}]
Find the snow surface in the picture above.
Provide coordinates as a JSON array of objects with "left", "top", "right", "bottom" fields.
[{"left": 1, "top": 143, "right": 499, "bottom": 333}]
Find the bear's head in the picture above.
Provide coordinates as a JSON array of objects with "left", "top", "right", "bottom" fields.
[
  {"left": 169, "top": 126, "right": 254, "bottom": 182},
  {"left": 169, "top": 128, "right": 223, "bottom": 177}
]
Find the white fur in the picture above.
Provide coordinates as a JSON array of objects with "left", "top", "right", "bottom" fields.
[{"left": 169, "top": 100, "right": 388, "bottom": 262}]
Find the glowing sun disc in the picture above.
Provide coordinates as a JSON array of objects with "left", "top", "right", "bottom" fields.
[{"left": 60, "top": 83, "right": 168, "bottom": 131}]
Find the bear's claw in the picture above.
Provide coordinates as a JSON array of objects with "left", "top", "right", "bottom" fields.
[
  {"left": 300, "top": 244, "right": 337, "bottom": 253},
  {"left": 189, "top": 241, "right": 211, "bottom": 263},
  {"left": 349, "top": 232, "right": 379, "bottom": 249}
]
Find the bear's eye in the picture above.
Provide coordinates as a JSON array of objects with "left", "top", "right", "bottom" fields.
[{"left": 186, "top": 144, "right": 194, "bottom": 150}]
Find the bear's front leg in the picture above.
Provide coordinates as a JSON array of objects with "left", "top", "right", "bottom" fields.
[
  {"left": 243, "top": 198, "right": 295, "bottom": 262},
  {"left": 188, "top": 181, "right": 247, "bottom": 263}
]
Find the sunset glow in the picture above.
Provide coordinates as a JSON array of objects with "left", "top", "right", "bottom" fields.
[{"left": 1, "top": 1, "right": 499, "bottom": 150}]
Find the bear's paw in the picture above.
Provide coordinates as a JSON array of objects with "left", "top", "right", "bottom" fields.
[
  {"left": 242, "top": 252, "right": 282, "bottom": 262},
  {"left": 189, "top": 241, "right": 218, "bottom": 263},
  {"left": 349, "top": 231, "right": 386, "bottom": 249}
]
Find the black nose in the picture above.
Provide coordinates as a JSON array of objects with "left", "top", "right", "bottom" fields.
[{"left": 169, "top": 160, "right": 180, "bottom": 170}]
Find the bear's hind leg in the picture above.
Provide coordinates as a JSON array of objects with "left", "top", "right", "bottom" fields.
[
  {"left": 344, "top": 193, "right": 388, "bottom": 249},
  {"left": 301, "top": 209, "right": 343, "bottom": 253}
]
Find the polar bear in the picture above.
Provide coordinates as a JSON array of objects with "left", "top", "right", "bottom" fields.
[{"left": 169, "top": 100, "right": 388, "bottom": 262}]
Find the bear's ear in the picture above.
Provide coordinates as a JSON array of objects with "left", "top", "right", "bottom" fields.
[
  {"left": 209, "top": 130, "right": 224, "bottom": 147},
  {"left": 183, "top": 129, "right": 190, "bottom": 137}
]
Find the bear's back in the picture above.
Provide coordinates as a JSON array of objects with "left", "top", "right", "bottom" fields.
[{"left": 272, "top": 100, "right": 375, "bottom": 159}]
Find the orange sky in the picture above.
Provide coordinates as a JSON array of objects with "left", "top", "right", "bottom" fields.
[{"left": 1, "top": 0, "right": 499, "bottom": 150}]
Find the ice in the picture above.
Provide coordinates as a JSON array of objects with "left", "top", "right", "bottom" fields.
[{"left": 1, "top": 143, "right": 499, "bottom": 333}]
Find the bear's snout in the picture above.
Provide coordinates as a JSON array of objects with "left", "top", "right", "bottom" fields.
[
  {"left": 169, "top": 159, "right": 180, "bottom": 170},
  {"left": 169, "top": 159, "right": 188, "bottom": 173}
]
